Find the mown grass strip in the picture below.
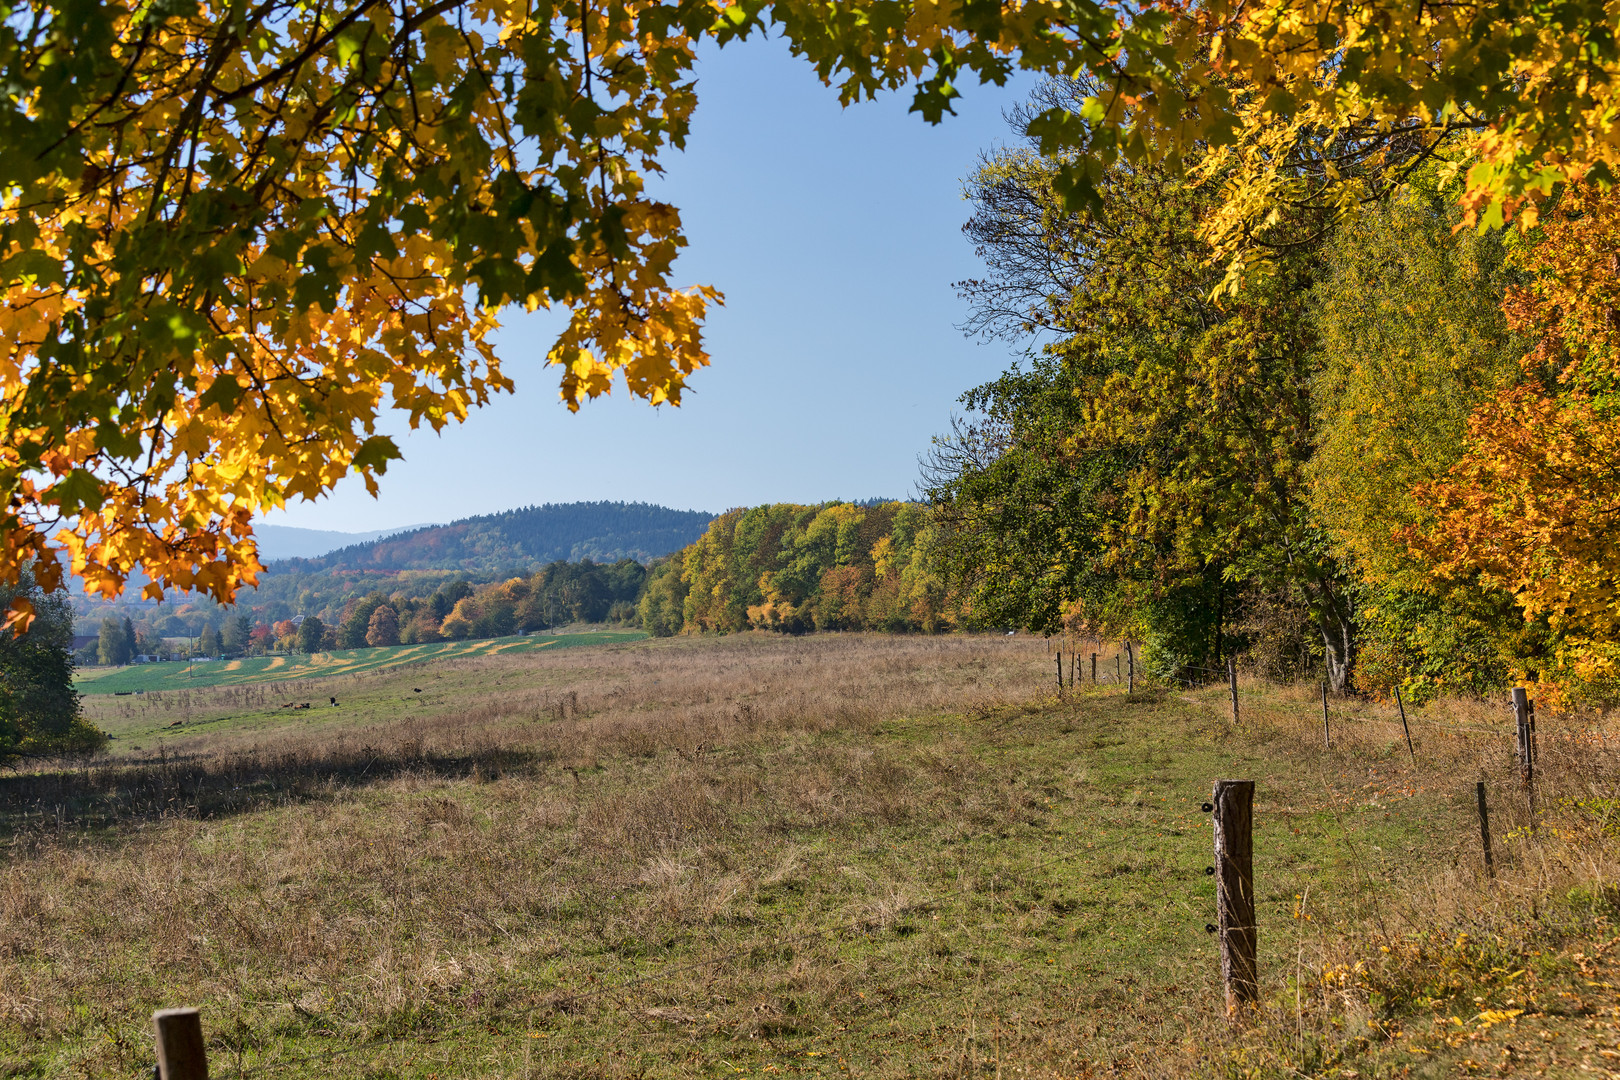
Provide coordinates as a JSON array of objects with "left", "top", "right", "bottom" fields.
[{"left": 74, "top": 630, "right": 648, "bottom": 694}]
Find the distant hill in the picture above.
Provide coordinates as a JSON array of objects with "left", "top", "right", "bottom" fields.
[
  {"left": 274, "top": 501, "right": 714, "bottom": 574},
  {"left": 254, "top": 523, "right": 439, "bottom": 561}
]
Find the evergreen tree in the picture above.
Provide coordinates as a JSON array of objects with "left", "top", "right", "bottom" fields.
[
  {"left": 222, "top": 613, "right": 251, "bottom": 654},
  {"left": 0, "top": 569, "right": 103, "bottom": 763},
  {"left": 97, "top": 616, "right": 132, "bottom": 666}
]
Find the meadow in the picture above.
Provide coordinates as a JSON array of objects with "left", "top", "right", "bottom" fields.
[
  {"left": 4, "top": 632, "right": 1619, "bottom": 1079},
  {"left": 74, "top": 630, "right": 647, "bottom": 695}
]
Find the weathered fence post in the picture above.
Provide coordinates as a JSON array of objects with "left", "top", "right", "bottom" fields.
[
  {"left": 1115, "top": 654, "right": 1121, "bottom": 685},
  {"left": 153, "top": 1008, "right": 208, "bottom": 1080},
  {"left": 1321, "top": 681, "right": 1330, "bottom": 749},
  {"left": 1091, "top": 653, "right": 1098, "bottom": 685},
  {"left": 1126, "top": 642, "right": 1135, "bottom": 694},
  {"left": 1475, "top": 781, "right": 1495, "bottom": 880},
  {"left": 1070, "top": 651, "right": 1076, "bottom": 689},
  {"left": 1227, "top": 658, "right": 1239, "bottom": 725},
  {"left": 1212, "top": 780, "right": 1258, "bottom": 1012},
  {"left": 1395, "top": 684, "right": 1415, "bottom": 762},
  {"left": 1512, "top": 687, "right": 1536, "bottom": 818},
  {"left": 1056, "top": 652, "right": 1064, "bottom": 697}
]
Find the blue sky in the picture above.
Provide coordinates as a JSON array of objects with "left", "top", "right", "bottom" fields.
[{"left": 267, "top": 34, "right": 1038, "bottom": 532}]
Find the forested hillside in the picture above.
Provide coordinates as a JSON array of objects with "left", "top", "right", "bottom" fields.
[
  {"left": 70, "top": 503, "right": 711, "bottom": 650},
  {"left": 279, "top": 502, "right": 713, "bottom": 573}
]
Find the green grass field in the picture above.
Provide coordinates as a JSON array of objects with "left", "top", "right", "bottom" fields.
[{"left": 74, "top": 629, "right": 647, "bottom": 694}]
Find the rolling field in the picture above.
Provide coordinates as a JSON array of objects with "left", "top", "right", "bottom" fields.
[
  {"left": 74, "top": 629, "right": 647, "bottom": 694},
  {"left": 5, "top": 633, "right": 1620, "bottom": 1079}
]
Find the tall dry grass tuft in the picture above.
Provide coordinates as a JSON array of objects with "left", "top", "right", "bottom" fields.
[{"left": 1150, "top": 676, "right": 1620, "bottom": 1077}]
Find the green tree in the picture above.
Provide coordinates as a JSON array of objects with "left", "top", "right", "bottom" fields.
[
  {"left": 942, "top": 91, "right": 1354, "bottom": 685},
  {"left": 638, "top": 554, "right": 689, "bottom": 638},
  {"left": 199, "top": 624, "right": 222, "bottom": 657},
  {"left": 1307, "top": 182, "right": 1534, "bottom": 701},
  {"left": 96, "top": 616, "right": 131, "bottom": 666},
  {"left": 0, "top": 570, "right": 103, "bottom": 763},
  {"left": 222, "top": 613, "right": 251, "bottom": 654},
  {"left": 297, "top": 617, "right": 326, "bottom": 655},
  {"left": 339, "top": 594, "right": 387, "bottom": 649}
]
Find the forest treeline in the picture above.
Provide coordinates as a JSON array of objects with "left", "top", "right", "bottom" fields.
[
  {"left": 86, "top": 502, "right": 948, "bottom": 661},
  {"left": 87, "top": 559, "right": 648, "bottom": 662},
  {"left": 915, "top": 78, "right": 1620, "bottom": 708}
]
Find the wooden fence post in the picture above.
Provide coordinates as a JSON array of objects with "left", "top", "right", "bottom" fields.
[
  {"left": 1070, "top": 651, "right": 1076, "bottom": 689},
  {"left": 153, "top": 1008, "right": 208, "bottom": 1080},
  {"left": 1321, "top": 681, "right": 1330, "bottom": 749},
  {"left": 1227, "top": 658, "right": 1239, "bottom": 725},
  {"left": 1056, "top": 652, "right": 1064, "bottom": 697},
  {"left": 1395, "top": 685, "right": 1415, "bottom": 762},
  {"left": 1475, "top": 781, "right": 1495, "bottom": 880},
  {"left": 1212, "top": 780, "right": 1258, "bottom": 1012},
  {"left": 1512, "top": 687, "right": 1536, "bottom": 818},
  {"left": 1115, "top": 654, "right": 1121, "bottom": 685},
  {"left": 1126, "top": 642, "right": 1135, "bottom": 694},
  {"left": 1091, "top": 653, "right": 1098, "bottom": 685}
]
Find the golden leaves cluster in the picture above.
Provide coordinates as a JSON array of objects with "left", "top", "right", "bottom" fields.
[{"left": 0, "top": 0, "right": 719, "bottom": 611}]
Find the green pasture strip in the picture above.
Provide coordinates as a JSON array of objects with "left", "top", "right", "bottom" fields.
[{"left": 75, "top": 630, "right": 647, "bottom": 694}]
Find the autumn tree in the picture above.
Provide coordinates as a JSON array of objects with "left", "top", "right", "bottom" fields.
[
  {"left": 10, "top": 0, "right": 1620, "bottom": 628},
  {"left": 339, "top": 594, "right": 388, "bottom": 648},
  {"left": 1412, "top": 185, "right": 1620, "bottom": 702},
  {"left": 938, "top": 83, "right": 1355, "bottom": 685},
  {"left": 0, "top": 0, "right": 1187, "bottom": 615},
  {"left": 1307, "top": 180, "right": 1534, "bottom": 701},
  {"left": 366, "top": 604, "right": 400, "bottom": 647}
]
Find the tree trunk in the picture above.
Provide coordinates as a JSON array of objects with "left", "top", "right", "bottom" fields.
[{"left": 1315, "top": 585, "right": 1355, "bottom": 694}]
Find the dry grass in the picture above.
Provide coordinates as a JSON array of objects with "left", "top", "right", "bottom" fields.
[{"left": 3, "top": 634, "right": 1620, "bottom": 1079}]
